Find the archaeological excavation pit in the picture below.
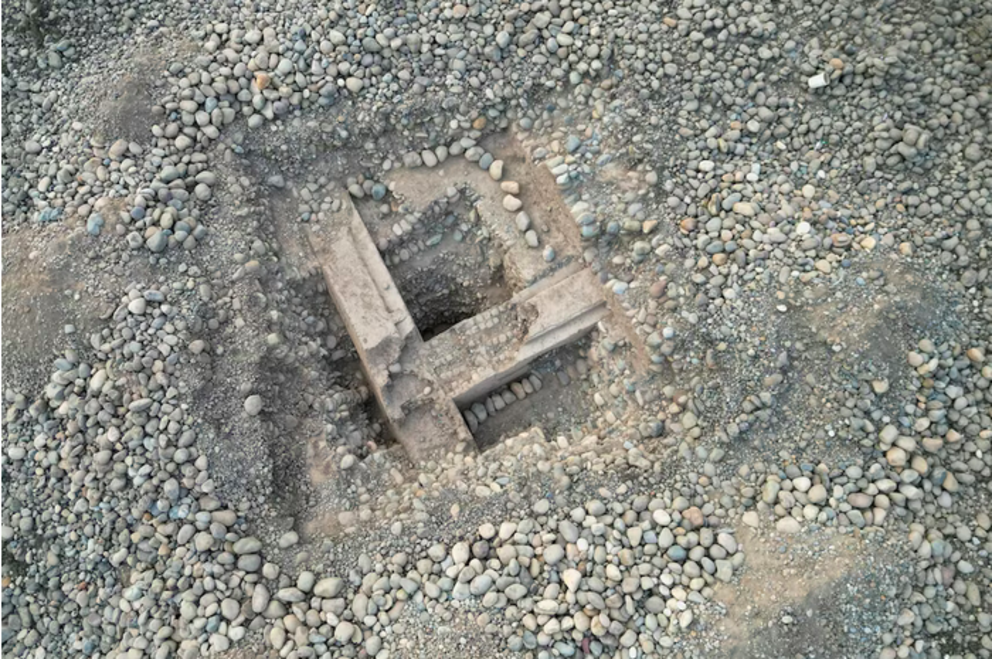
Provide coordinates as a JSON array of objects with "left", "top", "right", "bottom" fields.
[
  {"left": 355, "top": 189, "right": 517, "bottom": 342},
  {"left": 401, "top": 260, "right": 511, "bottom": 342},
  {"left": 307, "top": 157, "right": 609, "bottom": 461}
]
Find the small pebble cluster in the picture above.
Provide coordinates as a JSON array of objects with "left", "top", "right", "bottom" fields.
[{"left": 464, "top": 373, "right": 544, "bottom": 432}]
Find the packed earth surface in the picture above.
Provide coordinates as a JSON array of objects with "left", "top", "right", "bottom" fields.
[{"left": 1, "top": 0, "right": 991, "bottom": 658}]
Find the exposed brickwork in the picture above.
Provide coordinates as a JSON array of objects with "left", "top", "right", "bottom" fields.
[{"left": 308, "top": 192, "right": 607, "bottom": 461}]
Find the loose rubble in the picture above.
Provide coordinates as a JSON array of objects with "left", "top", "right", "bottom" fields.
[{"left": 2, "top": 0, "right": 991, "bottom": 657}]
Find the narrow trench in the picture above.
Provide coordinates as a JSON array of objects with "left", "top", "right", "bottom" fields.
[{"left": 459, "top": 342, "right": 592, "bottom": 451}]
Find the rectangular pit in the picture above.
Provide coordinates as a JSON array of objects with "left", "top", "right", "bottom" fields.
[{"left": 307, "top": 157, "right": 608, "bottom": 460}]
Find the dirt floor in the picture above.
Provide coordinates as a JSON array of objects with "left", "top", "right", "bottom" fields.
[
  {"left": 710, "top": 526, "right": 906, "bottom": 658},
  {"left": 1, "top": 218, "right": 142, "bottom": 393}
]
